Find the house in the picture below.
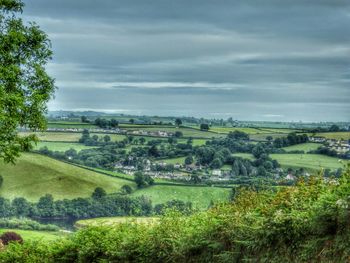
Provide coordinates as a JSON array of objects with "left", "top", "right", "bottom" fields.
[
  {"left": 212, "top": 169, "right": 222, "bottom": 176},
  {"left": 285, "top": 174, "right": 296, "bottom": 181}
]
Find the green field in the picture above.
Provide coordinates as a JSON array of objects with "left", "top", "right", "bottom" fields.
[
  {"left": 34, "top": 142, "right": 97, "bottom": 152},
  {"left": 0, "top": 229, "right": 66, "bottom": 241},
  {"left": 0, "top": 153, "right": 134, "bottom": 201},
  {"left": 232, "top": 153, "right": 255, "bottom": 160},
  {"left": 20, "top": 132, "right": 127, "bottom": 143},
  {"left": 76, "top": 217, "right": 159, "bottom": 228},
  {"left": 282, "top": 143, "right": 323, "bottom": 152},
  {"left": 20, "top": 132, "right": 82, "bottom": 142},
  {"left": 131, "top": 185, "right": 231, "bottom": 210},
  {"left": 209, "top": 127, "right": 270, "bottom": 134},
  {"left": 312, "top": 132, "right": 350, "bottom": 140},
  {"left": 270, "top": 154, "right": 347, "bottom": 171},
  {"left": 47, "top": 122, "right": 96, "bottom": 129},
  {"left": 158, "top": 157, "right": 186, "bottom": 165}
]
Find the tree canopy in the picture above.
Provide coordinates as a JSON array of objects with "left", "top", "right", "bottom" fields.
[{"left": 0, "top": 0, "right": 55, "bottom": 163}]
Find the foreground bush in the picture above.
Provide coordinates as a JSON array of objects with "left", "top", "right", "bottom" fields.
[
  {"left": 0, "top": 167, "right": 349, "bottom": 262},
  {"left": 0, "top": 232, "right": 23, "bottom": 246}
]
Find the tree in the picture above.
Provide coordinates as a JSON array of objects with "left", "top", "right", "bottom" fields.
[
  {"left": 81, "top": 116, "right": 88, "bottom": 123},
  {"left": 174, "top": 131, "right": 183, "bottom": 138},
  {"left": 121, "top": 185, "right": 133, "bottom": 194},
  {"left": 79, "top": 129, "right": 90, "bottom": 143},
  {"left": 329, "top": 124, "right": 340, "bottom": 132},
  {"left": 200, "top": 123, "right": 210, "bottom": 131},
  {"left": 185, "top": 155, "right": 193, "bottom": 165},
  {"left": 12, "top": 197, "right": 31, "bottom": 217},
  {"left": 103, "top": 135, "right": 111, "bottom": 143},
  {"left": 0, "top": 175, "right": 3, "bottom": 188},
  {"left": 266, "top": 136, "right": 273, "bottom": 143},
  {"left": 92, "top": 187, "right": 107, "bottom": 200},
  {"left": 175, "top": 118, "right": 182, "bottom": 127},
  {"left": 134, "top": 172, "right": 154, "bottom": 188},
  {"left": 0, "top": 0, "right": 55, "bottom": 163},
  {"left": 129, "top": 119, "right": 135, "bottom": 124},
  {"left": 37, "top": 194, "right": 55, "bottom": 217},
  {"left": 139, "top": 137, "right": 146, "bottom": 145}
]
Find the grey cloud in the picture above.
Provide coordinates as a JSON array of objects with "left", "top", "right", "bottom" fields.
[{"left": 22, "top": 0, "right": 350, "bottom": 121}]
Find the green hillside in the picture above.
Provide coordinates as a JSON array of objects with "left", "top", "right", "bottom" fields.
[{"left": 0, "top": 154, "right": 134, "bottom": 201}]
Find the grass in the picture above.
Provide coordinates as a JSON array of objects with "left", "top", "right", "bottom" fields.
[
  {"left": 47, "top": 122, "right": 96, "bottom": 129},
  {"left": 209, "top": 127, "right": 270, "bottom": 134},
  {"left": 0, "top": 229, "right": 66, "bottom": 241},
  {"left": 270, "top": 153, "right": 348, "bottom": 172},
  {"left": 0, "top": 153, "right": 135, "bottom": 201},
  {"left": 19, "top": 132, "right": 127, "bottom": 143},
  {"left": 75, "top": 217, "right": 159, "bottom": 228},
  {"left": 34, "top": 142, "right": 97, "bottom": 152},
  {"left": 311, "top": 132, "right": 350, "bottom": 140},
  {"left": 20, "top": 132, "right": 82, "bottom": 142},
  {"left": 131, "top": 185, "right": 231, "bottom": 210},
  {"left": 282, "top": 143, "right": 323, "bottom": 152},
  {"left": 232, "top": 153, "right": 255, "bottom": 160},
  {"left": 158, "top": 157, "right": 186, "bottom": 165}
]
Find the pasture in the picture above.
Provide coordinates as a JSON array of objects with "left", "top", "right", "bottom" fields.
[
  {"left": 131, "top": 185, "right": 231, "bottom": 210},
  {"left": 47, "top": 122, "right": 96, "bottom": 129},
  {"left": 270, "top": 153, "right": 347, "bottom": 171},
  {"left": 232, "top": 153, "right": 255, "bottom": 160},
  {"left": 158, "top": 157, "right": 186, "bottom": 165},
  {"left": 311, "top": 132, "right": 350, "bottom": 140},
  {"left": 0, "top": 153, "right": 135, "bottom": 201},
  {"left": 34, "top": 142, "right": 97, "bottom": 152},
  {"left": 282, "top": 143, "right": 323, "bottom": 152}
]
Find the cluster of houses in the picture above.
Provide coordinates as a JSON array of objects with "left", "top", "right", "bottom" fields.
[
  {"left": 309, "top": 137, "right": 350, "bottom": 154},
  {"left": 130, "top": 129, "right": 173, "bottom": 137}
]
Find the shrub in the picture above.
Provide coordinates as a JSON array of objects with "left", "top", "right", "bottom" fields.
[{"left": 0, "top": 232, "right": 23, "bottom": 245}]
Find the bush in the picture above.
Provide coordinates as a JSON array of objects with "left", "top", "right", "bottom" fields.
[{"left": 0, "top": 232, "right": 23, "bottom": 245}]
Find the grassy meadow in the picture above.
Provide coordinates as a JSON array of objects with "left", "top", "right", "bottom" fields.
[
  {"left": 0, "top": 153, "right": 134, "bottom": 201},
  {"left": 131, "top": 185, "right": 231, "bottom": 210},
  {"left": 34, "top": 142, "right": 97, "bottom": 152},
  {"left": 282, "top": 143, "right": 323, "bottom": 152},
  {"left": 311, "top": 132, "right": 350, "bottom": 140},
  {"left": 158, "top": 156, "right": 186, "bottom": 165},
  {"left": 270, "top": 153, "right": 347, "bottom": 171}
]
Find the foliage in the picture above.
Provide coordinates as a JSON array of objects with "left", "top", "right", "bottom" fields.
[
  {"left": 0, "top": 218, "right": 59, "bottom": 232},
  {"left": 0, "top": 0, "right": 55, "bottom": 163},
  {"left": 91, "top": 187, "right": 107, "bottom": 200},
  {"left": 1, "top": 167, "right": 350, "bottom": 261}
]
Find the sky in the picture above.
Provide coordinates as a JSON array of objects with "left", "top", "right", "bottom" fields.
[{"left": 22, "top": 0, "right": 350, "bottom": 121}]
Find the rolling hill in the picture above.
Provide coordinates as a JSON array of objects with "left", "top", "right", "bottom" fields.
[{"left": 0, "top": 153, "right": 134, "bottom": 201}]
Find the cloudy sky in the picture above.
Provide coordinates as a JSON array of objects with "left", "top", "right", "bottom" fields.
[{"left": 22, "top": 0, "right": 350, "bottom": 121}]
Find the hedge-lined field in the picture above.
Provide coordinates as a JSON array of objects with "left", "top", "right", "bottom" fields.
[
  {"left": 0, "top": 154, "right": 134, "bottom": 201},
  {"left": 131, "top": 185, "right": 231, "bottom": 210},
  {"left": 33, "top": 142, "right": 97, "bottom": 152},
  {"left": 282, "top": 143, "right": 323, "bottom": 152},
  {"left": 270, "top": 153, "right": 346, "bottom": 171}
]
